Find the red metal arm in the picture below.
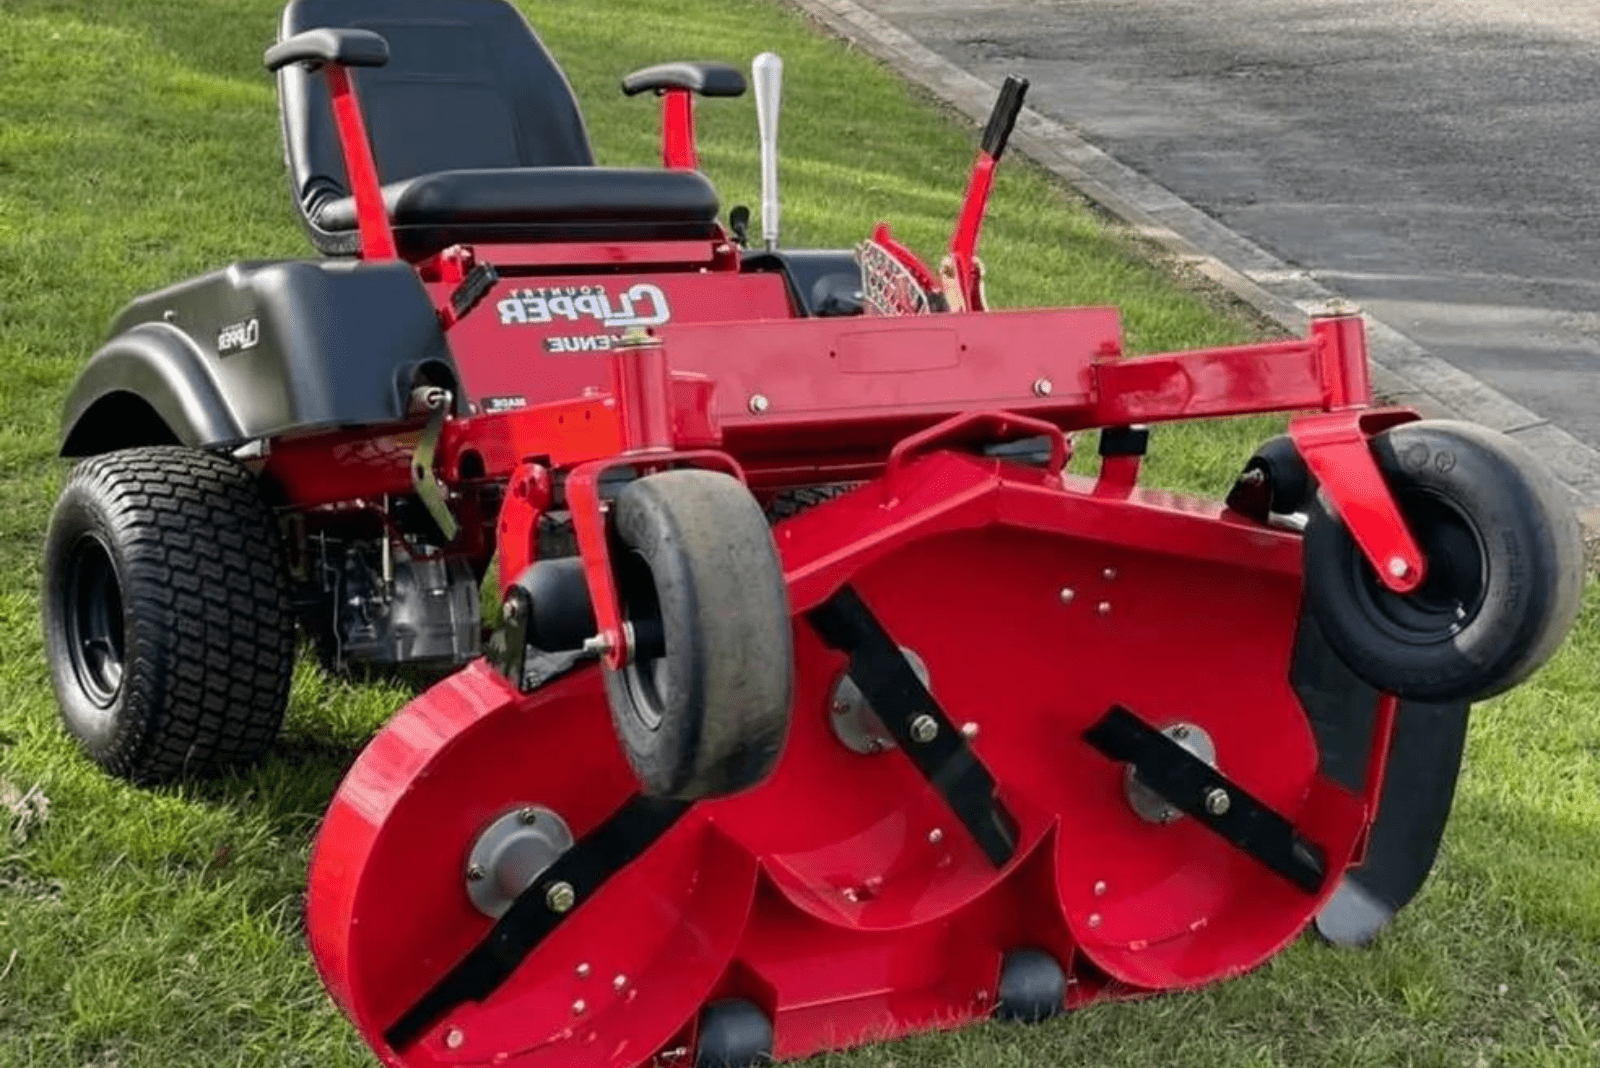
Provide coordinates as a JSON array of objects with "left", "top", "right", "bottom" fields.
[
  {"left": 322, "top": 64, "right": 398, "bottom": 260},
  {"left": 661, "top": 89, "right": 697, "bottom": 170}
]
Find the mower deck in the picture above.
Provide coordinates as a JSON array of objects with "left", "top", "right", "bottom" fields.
[{"left": 310, "top": 453, "right": 1390, "bottom": 1068}]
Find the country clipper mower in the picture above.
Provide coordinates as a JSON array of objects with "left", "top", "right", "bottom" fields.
[{"left": 41, "top": 1, "right": 1586, "bottom": 1065}]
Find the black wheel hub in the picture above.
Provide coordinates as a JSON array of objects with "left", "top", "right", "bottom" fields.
[
  {"left": 1351, "top": 489, "right": 1487, "bottom": 647},
  {"left": 615, "top": 548, "right": 667, "bottom": 731},
  {"left": 63, "top": 533, "right": 127, "bottom": 708}
]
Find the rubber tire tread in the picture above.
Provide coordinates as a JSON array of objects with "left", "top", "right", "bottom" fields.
[
  {"left": 42, "top": 446, "right": 296, "bottom": 783},
  {"left": 763, "top": 483, "right": 855, "bottom": 522},
  {"left": 1303, "top": 420, "right": 1583, "bottom": 702},
  {"left": 603, "top": 470, "right": 793, "bottom": 800}
]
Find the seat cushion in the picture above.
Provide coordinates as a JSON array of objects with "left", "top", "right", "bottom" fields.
[{"left": 314, "top": 167, "right": 722, "bottom": 254}]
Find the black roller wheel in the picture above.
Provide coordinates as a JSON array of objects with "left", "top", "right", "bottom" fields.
[
  {"left": 1303, "top": 420, "right": 1583, "bottom": 703},
  {"left": 1226, "top": 433, "right": 1314, "bottom": 522},
  {"left": 604, "top": 469, "right": 794, "bottom": 800},
  {"left": 695, "top": 999, "right": 773, "bottom": 1068},
  {"left": 994, "top": 948, "right": 1067, "bottom": 1023},
  {"left": 41, "top": 446, "right": 296, "bottom": 783}
]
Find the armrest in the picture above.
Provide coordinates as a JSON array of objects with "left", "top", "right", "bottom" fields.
[
  {"left": 621, "top": 61, "right": 746, "bottom": 98},
  {"left": 264, "top": 27, "right": 389, "bottom": 72}
]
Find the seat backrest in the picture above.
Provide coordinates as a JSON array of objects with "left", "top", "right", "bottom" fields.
[{"left": 277, "top": 0, "right": 596, "bottom": 222}]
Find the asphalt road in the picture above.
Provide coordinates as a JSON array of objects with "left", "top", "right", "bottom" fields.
[{"left": 853, "top": 0, "right": 1600, "bottom": 450}]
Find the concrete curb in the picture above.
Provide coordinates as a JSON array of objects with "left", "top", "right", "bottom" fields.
[{"left": 785, "top": 0, "right": 1600, "bottom": 534}]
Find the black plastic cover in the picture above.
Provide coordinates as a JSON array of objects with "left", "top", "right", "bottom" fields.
[
  {"left": 61, "top": 259, "right": 457, "bottom": 455},
  {"left": 741, "top": 249, "right": 863, "bottom": 317}
]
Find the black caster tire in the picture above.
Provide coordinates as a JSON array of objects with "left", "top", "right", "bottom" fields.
[
  {"left": 41, "top": 446, "right": 296, "bottom": 783},
  {"left": 994, "top": 948, "right": 1066, "bottom": 1023},
  {"left": 1226, "top": 433, "right": 1314, "bottom": 521},
  {"left": 1303, "top": 420, "right": 1583, "bottom": 703},
  {"left": 603, "top": 469, "right": 794, "bottom": 800},
  {"left": 695, "top": 999, "right": 773, "bottom": 1068}
]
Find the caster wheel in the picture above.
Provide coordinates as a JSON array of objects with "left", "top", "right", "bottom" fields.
[
  {"left": 1304, "top": 419, "right": 1583, "bottom": 702},
  {"left": 604, "top": 469, "right": 794, "bottom": 800},
  {"left": 1226, "top": 433, "right": 1313, "bottom": 522},
  {"left": 994, "top": 948, "right": 1066, "bottom": 1023},
  {"left": 695, "top": 999, "right": 773, "bottom": 1068}
]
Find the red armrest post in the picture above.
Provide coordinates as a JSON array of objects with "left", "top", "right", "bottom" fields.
[
  {"left": 661, "top": 88, "right": 697, "bottom": 170},
  {"left": 323, "top": 64, "right": 398, "bottom": 260}
]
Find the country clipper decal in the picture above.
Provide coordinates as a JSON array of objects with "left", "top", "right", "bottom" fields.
[{"left": 497, "top": 283, "right": 671, "bottom": 354}]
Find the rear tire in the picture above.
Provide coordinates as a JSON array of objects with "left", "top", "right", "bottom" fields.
[
  {"left": 603, "top": 470, "right": 793, "bottom": 800},
  {"left": 1303, "top": 420, "right": 1583, "bottom": 702},
  {"left": 41, "top": 446, "right": 296, "bottom": 783}
]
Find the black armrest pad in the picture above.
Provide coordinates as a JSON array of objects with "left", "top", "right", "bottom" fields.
[
  {"left": 265, "top": 27, "right": 389, "bottom": 72},
  {"left": 621, "top": 61, "right": 746, "bottom": 98}
]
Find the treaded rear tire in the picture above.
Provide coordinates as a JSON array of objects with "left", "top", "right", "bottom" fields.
[{"left": 41, "top": 446, "right": 296, "bottom": 783}]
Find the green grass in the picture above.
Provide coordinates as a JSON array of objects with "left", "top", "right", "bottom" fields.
[{"left": 0, "top": 1, "right": 1597, "bottom": 1066}]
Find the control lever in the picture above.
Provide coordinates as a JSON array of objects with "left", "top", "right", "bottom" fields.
[{"left": 439, "top": 262, "right": 500, "bottom": 329}]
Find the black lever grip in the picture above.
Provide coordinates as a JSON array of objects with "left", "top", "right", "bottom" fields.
[
  {"left": 980, "top": 75, "right": 1029, "bottom": 159},
  {"left": 449, "top": 263, "right": 500, "bottom": 323}
]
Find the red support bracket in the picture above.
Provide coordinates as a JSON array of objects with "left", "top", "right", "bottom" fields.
[
  {"left": 1289, "top": 408, "right": 1425, "bottom": 594},
  {"left": 884, "top": 409, "right": 1068, "bottom": 497},
  {"left": 661, "top": 88, "right": 697, "bottom": 170},
  {"left": 494, "top": 462, "right": 553, "bottom": 599},
  {"left": 323, "top": 64, "right": 398, "bottom": 261}
]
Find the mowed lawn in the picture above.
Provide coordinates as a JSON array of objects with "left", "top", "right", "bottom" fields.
[{"left": 1, "top": 1, "right": 1597, "bottom": 1066}]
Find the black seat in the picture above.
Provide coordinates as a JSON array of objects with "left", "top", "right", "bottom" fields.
[{"left": 276, "top": 0, "right": 721, "bottom": 256}]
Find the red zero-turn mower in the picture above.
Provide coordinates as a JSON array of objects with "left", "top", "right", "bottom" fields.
[{"left": 42, "top": 1, "right": 1587, "bottom": 1065}]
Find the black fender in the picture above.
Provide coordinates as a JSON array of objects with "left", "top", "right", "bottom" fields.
[{"left": 62, "top": 259, "right": 459, "bottom": 456}]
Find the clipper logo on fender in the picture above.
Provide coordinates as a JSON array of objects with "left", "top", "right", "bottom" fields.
[
  {"left": 497, "top": 283, "right": 671, "bottom": 330},
  {"left": 216, "top": 317, "right": 260, "bottom": 355}
]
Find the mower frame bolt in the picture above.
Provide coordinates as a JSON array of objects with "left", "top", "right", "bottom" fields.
[
  {"left": 613, "top": 974, "right": 628, "bottom": 991},
  {"left": 1097, "top": 601, "right": 1112, "bottom": 616},
  {"left": 546, "top": 881, "right": 577, "bottom": 913},
  {"left": 573, "top": 999, "right": 587, "bottom": 1015},
  {"left": 1172, "top": 725, "right": 1191, "bottom": 740},
  {"left": 1103, "top": 567, "right": 1117, "bottom": 580},
  {"left": 1094, "top": 880, "right": 1107, "bottom": 896},
  {"left": 1387, "top": 555, "right": 1410, "bottom": 579},
  {"left": 1204, "top": 787, "right": 1232, "bottom": 816},
  {"left": 1059, "top": 587, "right": 1075, "bottom": 604},
  {"left": 466, "top": 863, "right": 486, "bottom": 882},
  {"left": 1032, "top": 377, "right": 1053, "bottom": 397},
  {"left": 445, "top": 1027, "right": 465, "bottom": 1050},
  {"left": 576, "top": 962, "right": 591, "bottom": 978},
  {"left": 961, "top": 721, "right": 979, "bottom": 739},
  {"left": 1088, "top": 913, "right": 1102, "bottom": 929},
  {"left": 520, "top": 806, "right": 541, "bottom": 824},
  {"left": 910, "top": 714, "right": 939, "bottom": 744},
  {"left": 928, "top": 828, "right": 944, "bottom": 844},
  {"left": 748, "top": 393, "right": 770, "bottom": 414}
]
